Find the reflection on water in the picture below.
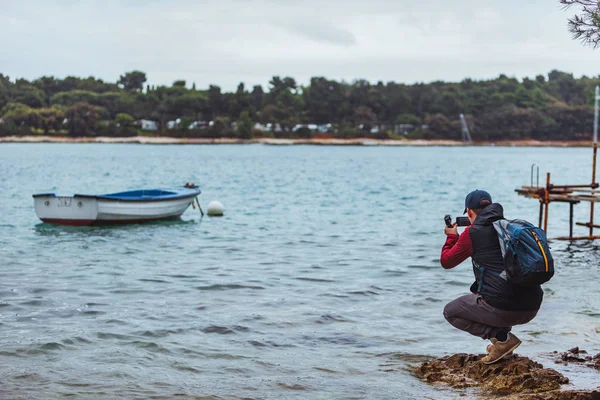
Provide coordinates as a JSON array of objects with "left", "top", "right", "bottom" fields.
[{"left": 33, "top": 218, "right": 200, "bottom": 237}]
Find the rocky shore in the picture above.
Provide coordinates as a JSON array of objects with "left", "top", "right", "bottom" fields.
[{"left": 413, "top": 348, "right": 600, "bottom": 399}]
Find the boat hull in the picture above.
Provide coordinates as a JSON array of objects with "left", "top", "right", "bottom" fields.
[
  {"left": 34, "top": 195, "right": 99, "bottom": 225},
  {"left": 33, "top": 187, "right": 200, "bottom": 226},
  {"left": 96, "top": 196, "right": 195, "bottom": 223}
]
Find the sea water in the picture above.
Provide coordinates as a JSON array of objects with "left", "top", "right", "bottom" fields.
[{"left": 0, "top": 144, "right": 598, "bottom": 399}]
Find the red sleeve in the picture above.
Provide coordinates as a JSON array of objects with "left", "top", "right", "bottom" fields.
[{"left": 440, "top": 227, "right": 473, "bottom": 269}]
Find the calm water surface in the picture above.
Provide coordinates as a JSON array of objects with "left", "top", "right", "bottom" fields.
[{"left": 0, "top": 144, "right": 599, "bottom": 399}]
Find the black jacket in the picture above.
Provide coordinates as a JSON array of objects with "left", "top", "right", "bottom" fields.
[{"left": 469, "top": 204, "right": 543, "bottom": 311}]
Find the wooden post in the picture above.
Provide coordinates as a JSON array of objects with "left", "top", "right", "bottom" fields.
[
  {"left": 569, "top": 202, "right": 574, "bottom": 240},
  {"left": 544, "top": 173, "right": 551, "bottom": 233},
  {"left": 538, "top": 201, "right": 544, "bottom": 229}
]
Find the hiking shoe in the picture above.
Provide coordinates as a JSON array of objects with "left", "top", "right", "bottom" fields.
[
  {"left": 486, "top": 338, "right": 497, "bottom": 354},
  {"left": 481, "top": 333, "right": 521, "bottom": 364},
  {"left": 486, "top": 337, "right": 515, "bottom": 356}
]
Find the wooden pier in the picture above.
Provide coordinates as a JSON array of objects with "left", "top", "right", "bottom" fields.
[{"left": 516, "top": 87, "right": 600, "bottom": 241}]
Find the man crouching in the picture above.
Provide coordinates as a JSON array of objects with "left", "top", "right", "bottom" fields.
[{"left": 440, "top": 190, "right": 543, "bottom": 364}]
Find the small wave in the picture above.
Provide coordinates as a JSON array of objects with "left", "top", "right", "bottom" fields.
[
  {"left": 20, "top": 342, "right": 66, "bottom": 355},
  {"left": 62, "top": 336, "right": 92, "bottom": 345},
  {"left": 196, "top": 284, "right": 265, "bottom": 291},
  {"left": 314, "top": 367, "right": 339, "bottom": 374},
  {"left": 138, "top": 278, "right": 169, "bottom": 283},
  {"left": 162, "top": 274, "right": 197, "bottom": 279},
  {"left": 248, "top": 340, "right": 267, "bottom": 347},
  {"left": 576, "top": 311, "right": 600, "bottom": 318},
  {"left": 171, "top": 363, "right": 204, "bottom": 374},
  {"left": 200, "top": 324, "right": 251, "bottom": 335},
  {"left": 248, "top": 340, "right": 293, "bottom": 348},
  {"left": 78, "top": 310, "right": 106, "bottom": 316},
  {"left": 56, "top": 380, "right": 96, "bottom": 389},
  {"left": 103, "top": 319, "right": 129, "bottom": 326},
  {"left": 84, "top": 302, "right": 109, "bottom": 307},
  {"left": 320, "top": 293, "right": 349, "bottom": 298},
  {"left": 136, "top": 328, "right": 185, "bottom": 338},
  {"left": 315, "top": 335, "right": 369, "bottom": 346},
  {"left": 295, "top": 277, "right": 335, "bottom": 283},
  {"left": 13, "top": 372, "right": 44, "bottom": 380},
  {"left": 204, "top": 352, "right": 248, "bottom": 360},
  {"left": 0, "top": 350, "right": 21, "bottom": 357},
  {"left": 348, "top": 290, "right": 379, "bottom": 296},
  {"left": 40, "top": 342, "right": 65, "bottom": 350},
  {"left": 19, "top": 300, "right": 47, "bottom": 306},
  {"left": 383, "top": 269, "right": 407, "bottom": 276},
  {"left": 315, "top": 314, "right": 352, "bottom": 324},
  {"left": 424, "top": 297, "right": 442, "bottom": 303},
  {"left": 407, "top": 265, "right": 437, "bottom": 269},
  {"left": 445, "top": 280, "right": 466, "bottom": 286},
  {"left": 96, "top": 332, "right": 132, "bottom": 340},
  {"left": 277, "top": 383, "right": 309, "bottom": 391},
  {"left": 108, "top": 289, "right": 148, "bottom": 294},
  {"left": 130, "top": 341, "right": 171, "bottom": 353},
  {"left": 232, "top": 325, "right": 250, "bottom": 332},
  {"left": 201, "top": 325, "right": 234, "bottom": 334}
]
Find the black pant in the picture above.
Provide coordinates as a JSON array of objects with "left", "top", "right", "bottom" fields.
[{"left": 443, "top": 294, "right": 539, "bottom": 339}]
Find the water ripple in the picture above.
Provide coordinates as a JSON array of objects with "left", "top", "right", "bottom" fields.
[{"left": 1, "top": 144, "right": 598, "bottom": 399}]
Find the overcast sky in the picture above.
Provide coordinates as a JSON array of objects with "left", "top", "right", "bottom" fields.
[{"left": 1, "top": 0, "right": 598, "bottom": 91}]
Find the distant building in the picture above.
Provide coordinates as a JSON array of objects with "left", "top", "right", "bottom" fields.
[
  {"left": 138, "top": 119, "right": 158, "bottom": 131},
  {"left": 394, "top": 124, "right": 415, "bottom": 135},
  {"left": 291, "top": 123, "right": 332, "bottom": 133},
  {"left": 188, "top": 121, "right": 209, "bottom": 130},
  {"left": 266, "top": 123, "right": 282, "bottom": 133},
  {"left": 166, "top": 118, "right": 181, "bottom": 130},
  {"left": 317, "top": 123, "right": 332, "bottom": 133}
]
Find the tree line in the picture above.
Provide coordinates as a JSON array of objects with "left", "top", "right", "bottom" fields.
[{"left": 0, "top": 70, "right": 598, "bottom": 141}]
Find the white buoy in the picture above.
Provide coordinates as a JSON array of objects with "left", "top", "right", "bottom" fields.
[{"left": 207, "top": 200, "right": 224, "bottom": 216}]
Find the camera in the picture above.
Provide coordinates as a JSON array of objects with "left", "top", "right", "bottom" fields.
[{"left": 444, "top": 215, "right": 471, "bottom": 228}]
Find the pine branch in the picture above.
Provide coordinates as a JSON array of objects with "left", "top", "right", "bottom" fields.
[{"left": 560, "top": 0, "right": 600, "bottom": 48}]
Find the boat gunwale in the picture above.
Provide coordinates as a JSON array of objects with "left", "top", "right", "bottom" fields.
[{"left": 33, "top": 188, "right": 201, "bottom": 202}]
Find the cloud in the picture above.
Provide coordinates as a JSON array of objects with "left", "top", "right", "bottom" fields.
[
  {"left": 279, "top": 19, "right": 357, "bottom": 46},
  {"left": 0, "top": 0, "right": 598, "bottom": 91}
]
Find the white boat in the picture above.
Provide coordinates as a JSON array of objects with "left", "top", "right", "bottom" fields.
[{"left": 33, "top": 185, "right": 201, "bottom": 226}]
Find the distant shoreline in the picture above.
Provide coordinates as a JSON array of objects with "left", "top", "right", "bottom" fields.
[{"left": 0, "top": 135, "right": 594, "bottom": 147}]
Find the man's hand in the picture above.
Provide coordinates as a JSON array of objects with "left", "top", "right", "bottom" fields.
[{"left": 444, "top": 223, "right": 458, "bottom": 236}]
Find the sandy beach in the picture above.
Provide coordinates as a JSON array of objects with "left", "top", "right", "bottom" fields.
[{"left": 0, "top": 135, "right": 594, "bottom": 147}]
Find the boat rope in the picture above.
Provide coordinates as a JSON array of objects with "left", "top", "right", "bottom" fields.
[
  {"left": 186, "top": 182, "right": 203, "bottom": 217},
  {"left": 196, "top": 197, "right": 204, "bottom": 216}
]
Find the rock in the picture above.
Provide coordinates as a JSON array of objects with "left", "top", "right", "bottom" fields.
[
  {"left": 414, "top": 353, "right": 568, "bottom": 394},
  {"left": 414, "top": 351, "right": 600, "bottom": 399},
  {"left": 554, "top": 348, "right": 600, "bottom": 371},
  {"left": 502, "top": 390, "right": 600, "bottom": 399}
]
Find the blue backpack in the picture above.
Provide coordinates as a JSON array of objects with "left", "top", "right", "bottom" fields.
[{"left": 492, "top": 219, "right": 554, "bottom": 286}]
